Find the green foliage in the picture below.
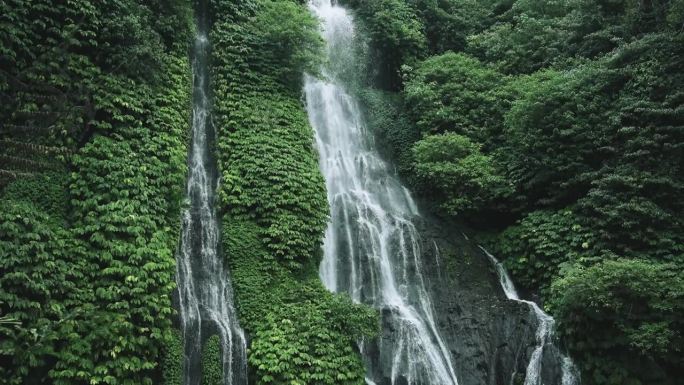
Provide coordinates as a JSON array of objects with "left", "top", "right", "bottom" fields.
[
  {"left": 550, "top": 259, "right": 684, "bottom": 385},
  {"left": 221, "top": 218, "right": 276, "bottom": 326},
  {"left": 2, "top": 171, "right": 68, "bottom": 220},
  {"left": 498, "top": 64, "right": 622, "bottom": 207},
  {"left": 144, "top": 0, "right": 195, "bottom": 52},
  {"left": 0, "top": 0, "right": 193, "bottom": 156},
  {"left": 465, "top": 0, "right": 684, "bottom": 74},
  {"left": 495, "top": 209, "right": 596, "bottom": 294},
  {"left": 577, "top": 34, "right": 684, "bottom": 261},
  {"left": 223, "top": 218, "right": 378, "bottom": 385},
  {"left": 412, "top": 133, "right": 511, "bottom": 216},
  {"left": 201, "top": 335, "right": 222, "bottom": 385},
  {"left": 0, "top": 0, "right": 192, "bottom": 383},
  {"left": 0, "top": 201, "right": 81, "bottom": 384},
  {"left": 411, "top": 0, "right": 493, "bottom": 54},
  {"left": 466, "top": 3, "right": 571, "bottom": 74},
  {"left": 216, "top": 93, "right": 329, "bottom": 267},
  {"left": 88, "top": 0, "right": 167, "bottom": 83},
  {"left": 61, "top": 59, "right": 190, "bottom": 381},
  {"left": 247, "top": 0, "right": 324, "bottom": 89},
  {"left": 161, "top": 329, "right": 183, "bottom": 385},
  {"left": 249, "top": 300, "right": 375, "bottom": 385},
  {"left": 404, "top": 52, "right": 512, "bottom": 144},
  {"left": 211, "top": 0, "right": 328, "bottom": 268},
  {"left": 346, "top": 0, "right": 427, "bottom": 89},
  {"left": 579, "top": 167, "right": 684, "bottom": 261}
]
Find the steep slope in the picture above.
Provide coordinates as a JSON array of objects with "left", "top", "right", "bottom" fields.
[
  {"left": 174, "top": 2, "right": 247, "bottom": 384},
  {"left": 0, "top": 1, "right": 193, "bottom": 383},
  {"left": 207, "top": 0, "right": 378, "bottom": 384},
  {"left": 304, "top": 1, "right": 569, "bottom": 384}
]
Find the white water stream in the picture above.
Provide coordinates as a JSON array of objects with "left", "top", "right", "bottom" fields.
[
  {"left": 175, "top": 19, "right": 247, "bottom": 385},
  {"left": 305, "top": 1, "right": 459, "bottom": 384},
  {"left": 480, "top": 247, "right": 579, "bottom": 385}
]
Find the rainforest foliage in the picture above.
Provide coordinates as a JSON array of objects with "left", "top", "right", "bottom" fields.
[
  {"left": 0, "top": 0, "right": 193, "bottom": 384},
  {"left": 2, "top": 0, "right": 377, "bottom": 383},
  {"left": 343, "top": 0, "right": 684, "bottom": 383},
  {"left": 208, "top": 1, "right": 378, "bottom": 385},
  {"left": 0, "top": 0, "right": 378, "bottom": 384},
  {"left": 3, "top": 0, "right": 682, "bottom": 384}
]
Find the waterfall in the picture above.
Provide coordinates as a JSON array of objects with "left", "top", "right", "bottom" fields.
[
  {"left": 305, "top": 1, "right": 459, "bottom": 384},
  {"left": 480, "top": 247, "right": 580, "bottom": 385},
  {"left": 175, "top": 8, "right": 247, "bottom": 385}
]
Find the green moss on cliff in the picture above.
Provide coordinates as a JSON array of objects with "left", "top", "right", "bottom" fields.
[
  {"left": 0, "top": 1, "right": 193, "bottom": 383},
  {"left": 201, "top": 335, "right": 223, "bottom": 385},
  {"left": 210, "top": 0, "right": 328, "bottom": 268},
  {"left": 223, "top": 217, "right": 377, "bottom": 385},
  {"left": 209, "top": 0, "right": 378, "bottom": 384},
  {"left": 161, "top": 329, "right": 183, "bottom": 385}
]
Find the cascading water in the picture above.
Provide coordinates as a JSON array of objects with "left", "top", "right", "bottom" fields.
[
  {"left": 305, "top": 1, "right": 459, "bottom": 384},
  {"left": 480, "top": 247, "right": 579, "bottom": 385},
  {"left": 175, "top": 7, "right": 247, "bottom": 385}
]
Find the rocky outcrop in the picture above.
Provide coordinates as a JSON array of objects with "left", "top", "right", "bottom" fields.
[{"left": 409, "top": 214, "right": 540, "bottom": 385}]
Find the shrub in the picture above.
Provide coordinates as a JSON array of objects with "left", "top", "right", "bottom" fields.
[
  {"left": 495, "top": 209, "right": 596, "bottom": 294},
  {"left": 411, "top": 133, "right": 511, "bottom": 216},
  {"left": 550, "top": 259, "right": 684, "bottom": 385}
]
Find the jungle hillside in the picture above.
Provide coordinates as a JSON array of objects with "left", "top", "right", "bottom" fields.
[{"left": 1, "top": 0, "right": 683, "bottom": 385}]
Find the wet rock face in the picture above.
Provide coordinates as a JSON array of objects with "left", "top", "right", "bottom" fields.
[
  {"left": 397, "top": 214, "right": 540, "bottom": 385},
  {"left": 344, "top": 190, "right": 573, "bottom": 385}
]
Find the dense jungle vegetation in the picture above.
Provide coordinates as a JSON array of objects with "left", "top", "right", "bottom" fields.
[
  {"left": 1, "top": 0, "right": 375, "bottom": 384},
  {"left": 1, "top": 0, "right": 682, "bottom": 385},
  {"left": 208, "top": 0, "right": 377, "bottom": 384},
  {"left": 1, "top": 0, "right": 194, "bottom": 383},
  {"left": 343, "top": 0, "right": 683, "bottom": 383}
]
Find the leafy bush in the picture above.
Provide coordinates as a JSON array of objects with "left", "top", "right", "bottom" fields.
[
  {"left": 411, "top": 133, "right": 511, "bottom": 216},
  {"left": 550, "top": 259, "right": 684, "bottom": 385},
  {"left": 404, "top": 52, "right": 512, "bottom": 145},
  {"left": 161, "top": 329, "right": 182, "bottom": 385},
  {"left": 466, "top": 9, "right": 570, "bottom": 74},
  {"left": 498, "top": 64, "right": 622, "bottom": 208},
  {"left": 466, "top": 0, "right": 683, "bottom": 73},
  {"left": 577, "top": 34, "right": 684, "bottom": 262},
  {"left": 579, "top": 168, "right": 684, "bottom": 261},
  {"left": 495, "top": 209, "right": 596, "bottom": 294},
  {"left": 412, "top": 0, "right": 493, "bottom": 54},
  {"left": 202, "top": 335, "right": 222, "bottom": 385}
]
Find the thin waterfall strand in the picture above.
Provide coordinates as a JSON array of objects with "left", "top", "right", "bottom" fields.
[
  {"left": 175, "top": 21, "right": 247, "bottom": 385},
  {"left": 480, "top": 247, "right": 579, "bottom": 385},
  {"left": 305, "top": 1, "right": 459, "bottom": 384}
]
